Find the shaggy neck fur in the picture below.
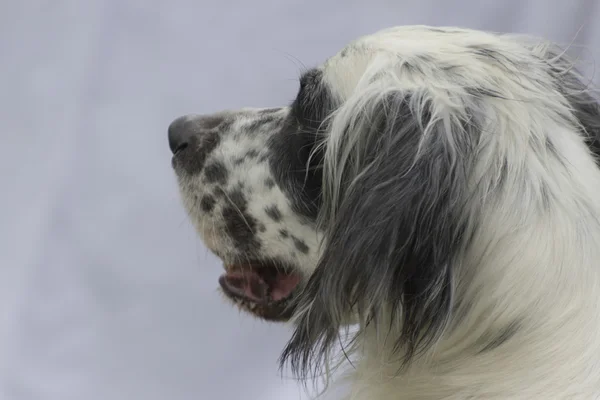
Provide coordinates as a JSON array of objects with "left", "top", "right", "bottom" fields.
[{"left": 345, "top": 113, "right": 600, "bottom": 400}]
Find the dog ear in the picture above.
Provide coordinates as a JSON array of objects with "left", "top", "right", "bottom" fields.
[{"left": 280, "top": 88, "right": 475, "bottom": 378}]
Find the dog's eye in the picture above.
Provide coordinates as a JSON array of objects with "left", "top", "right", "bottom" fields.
[
  {"left": 299, "top": 76, "right": 309, "bottom": 92},
  {"left": 299, "top": 70, "right": 317, "bottom": 91},
  {"left": 296, "top": 79, "right": 312, "bottom": 109},
  {"left": 294, "top": 78, "right": 326, "bottom": 131},
  {"left": 297, "top": 69, "right": 321, "bottom": 99}
]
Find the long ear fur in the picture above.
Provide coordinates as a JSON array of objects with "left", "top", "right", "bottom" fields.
[
  {"left": 536, "top": 44, "right": 600, "bottom": 159},
  {"left": 280, "top": 83, "right": 477, "bottom": 379},
  {"left": 554, "top": 64, "right": 600, "bottom": 158}
]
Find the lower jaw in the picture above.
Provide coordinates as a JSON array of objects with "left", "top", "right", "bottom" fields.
[{"left": 219, "top": 283, "right": 298, "bottom": 322}]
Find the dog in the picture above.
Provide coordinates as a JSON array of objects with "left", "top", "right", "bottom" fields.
[{"left": 167, "top": 26, "right": 600, "bottom": 399}]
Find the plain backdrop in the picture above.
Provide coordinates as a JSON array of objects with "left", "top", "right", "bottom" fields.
[{"left": 1, "top": 1, "right": 598, "bottom": 399}]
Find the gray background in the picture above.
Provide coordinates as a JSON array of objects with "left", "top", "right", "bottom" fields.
[{"left": 1, "top": 1, "right": 598, "bottom": 399}]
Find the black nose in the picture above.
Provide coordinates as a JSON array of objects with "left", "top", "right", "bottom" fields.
[
  {"left": 168, "top": 116, "right": 194, "bottom": 154},
  {"left": 168, "top": 114, "right": 226, "bottom": 154}
]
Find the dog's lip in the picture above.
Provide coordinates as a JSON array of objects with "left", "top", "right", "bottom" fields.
[
  {"left": 218, "top": 273, "right": 270, "bottom": 305},
  {"left": 220, "top": 261, "right": 302, "bottom": 301},
  {"left": 218, "top": 261, "right": 303, "bottom": 321}
]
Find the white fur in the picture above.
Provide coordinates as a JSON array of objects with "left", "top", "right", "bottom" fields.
[{"left": 315, "top": 26, "right": 600, "bottom": 400}]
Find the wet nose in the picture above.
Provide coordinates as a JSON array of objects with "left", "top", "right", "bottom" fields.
[{"left": 167, "top": 114, "right": 225, "bottom": 154}]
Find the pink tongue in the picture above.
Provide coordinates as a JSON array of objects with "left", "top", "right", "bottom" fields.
[
  {"left": 270, "top": 273, "right": 301, "bottom": 301},
  {"left": 219, "top": 271, "right": 269, "bottom": 303}
]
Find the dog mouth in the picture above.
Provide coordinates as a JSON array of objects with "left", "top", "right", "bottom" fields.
[{"left": 218, "top": 261, "right": 303, "bottom": 321}]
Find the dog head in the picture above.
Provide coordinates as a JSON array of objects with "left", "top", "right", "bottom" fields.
[{"left": 169, "top": 26, "right": 600, "bottom": 378}]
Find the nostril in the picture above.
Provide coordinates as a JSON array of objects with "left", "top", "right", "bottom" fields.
[{"left": 174, "top": 142, "right": 188, "bottom": 154}]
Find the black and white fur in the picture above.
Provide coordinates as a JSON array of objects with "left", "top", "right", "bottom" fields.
[{"left": 168, "top": 26, "right": 600, "bottom": 399}]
